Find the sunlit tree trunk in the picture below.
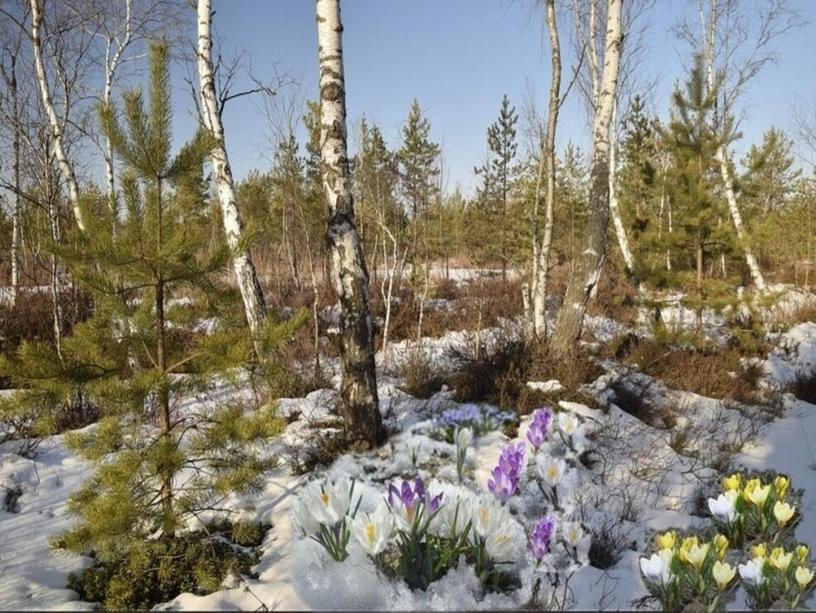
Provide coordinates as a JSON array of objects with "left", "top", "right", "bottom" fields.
[
  {"left": 608, "top": 98, "right": 635, "bottom": 274},
  {"left": 197, "top": 0, "right": 268, "bottom": 344},
  {"left": 531, "top": 0, "right": 560, "bottom": 337},
  {"left": 8, "top": 52, "right": 22, "bottom": 305},
  {"left": 316, "top": 0, "right": 384, "bottom": 447},
  {"left": 699, "top": 0, "right": 766, "bottom": 291},
  {"left": 551, "top": 0, "right": 622, "bottom": 357},
  {"left": 30, "top": 0, "right": 85, "bottom": 232}
]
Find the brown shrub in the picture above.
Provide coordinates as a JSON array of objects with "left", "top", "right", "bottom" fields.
[{"left": 398, "top": 348, "right": 446, "bottom": 399}]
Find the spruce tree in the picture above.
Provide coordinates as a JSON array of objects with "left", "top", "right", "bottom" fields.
[{"left": 0, "top": 43, "right": 289, "bottom": 560}]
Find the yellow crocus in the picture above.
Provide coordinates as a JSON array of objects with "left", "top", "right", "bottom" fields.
[
  {"left": 679, "top": 536, "right": 699, "bottom": 564},
  {"left": 712, "top": 560, "right": 736, "bottom": 590},
  {"left": 742, "top": 478, "right": 761, "bottom": 500},
  {"left": 747, "top": 484, "right": 772, "bottom": 507},
  {"left": 714, "top": 534, "right": 729, "bottom": 561},
  {"left": 796, "top": 545, "right": 810, "bottom": 566},
  {"left": 722, "top": 473, "right": 741, "bottom": 491},
  {"left": 686, "top": 543, "right": 711, "bottom": 570},
  {"left": 752, "top": 543, "right": 767, "bottom": 559},
  {"left": 774, "top": 475, "right": 790, "bottom": 499},
  {"left": 773, "top": 501, "right": 795, "bottom": 527},
  {"left": 656, "top": 531, "right": 677, "bottom": 551},
  {"left": 770, "top": 547, "right": 793, "bottom": 572},
  {"left": 796, "top": 566, "right": 815, "bottom": 590}
]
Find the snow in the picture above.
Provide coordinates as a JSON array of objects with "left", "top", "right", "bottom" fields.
[{"left": 1, "top": 293, "right": 815, "bottom": 610}]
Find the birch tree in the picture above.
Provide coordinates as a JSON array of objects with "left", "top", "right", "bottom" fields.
[
  {"left": 677, "top": 0, "right": 800, "bottom": 291},
  {"left": 530, "top": 0, "right": 560, "bottom": 336},
  {"left": 29, "top": 0, "right": 86, "bottom": 232},
  {"left": 315, "top": 0, "right": 384, "bottom": 447},
  {"left": 196, "top": 0, "right": 268, "bottom": 342},
  {"left": 551, "top": 0, "right": 622, "bottom": 356}
]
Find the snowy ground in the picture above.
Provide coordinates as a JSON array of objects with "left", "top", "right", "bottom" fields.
[{"left": 1, "top": 296, "right": 815, "bottom": 610}]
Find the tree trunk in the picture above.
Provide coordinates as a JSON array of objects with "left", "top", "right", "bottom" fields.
[
  {"left": 699, "top": 0, "right": 766, "bottom": 291},
  {"left": 196, "top": 0, "right": 268, "bottom": 345},
  {"left": 9, "top": 53, "right": 21, "bottom": 306},
  {"left": 531, "top": 0, "right": 560, "bottom": 338},
  {"left": 608, "top": 98, "right": 636, "bottom": 275},
  {"left": 551, "top": 0, "right": 622, "bottom": 357},
  {"left": 30, "top": 0, "right": 86, "bottom": 232},
  {"left": 315, "top": 0, "right": 384, "bottom": 448}
]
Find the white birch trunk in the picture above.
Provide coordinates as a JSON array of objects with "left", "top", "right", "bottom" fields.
[
  {"left": 196, "top": 0, "right": 268, "bottom": 341},
  {"left": 531, "top": 0, "right": 560, "bottom": 337},
  {"left": 30, "top": 0, "right": 85, "bottom": 232},
  {"left": 608, "top": 98, "right": 636, "bottom": 274},
  {"left": 551, "top": 0, "right": 622, "bottom": 356},
  {"left": 9, "top": 53, "right": 21, "bottom": 305},
  {"left": 700, "top": 0, "right": 766, "bottom": 291},
  {"left": 316, "top": 0, "right": 384, "bottom": 446}
]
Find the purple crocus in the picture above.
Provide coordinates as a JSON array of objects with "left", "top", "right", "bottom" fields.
[
  {"left": 530, "top": 515, "right": 557, "bottom": 561},
  {"left": 487, "top": 442, "right": 526, "bottom": 502},
  {"left": 387, "top": 477, "right": 443, "bottom": 525},
  {"left": 526, "top": 407, "right": 553, "bottom": 451}
]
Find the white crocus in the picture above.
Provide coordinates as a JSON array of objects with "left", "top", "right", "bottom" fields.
[
  {"left": 469, "top": 498, "right": 511, "bottom": 539},
  {"left": 640, "top": 549, "right": 674, "bottom": 584},
  {"left": 558, "top": 413, "right": 579, "bottom": 436},
  {"left": 708, "top": 490, "right": 738, "bottom": 523},
  {"left": 738, "top": 557, "right": 766, "bottom": 586},
  {"left": 300, "top": 478, "right": 351, "bottom": 527},
  {"left": 293, "top": 498, "right": 321, "bottom": 536},
  {"left": 485, "top": 527, "right": 524, "bottom": 563},
  {"left": 536, "top": 456, "right": 566, "bottom": 487},
  {"left": 456, "top": 426, "right": 473, "bottom": 450},
  {"left": 562, "top": 521, "right": 591, "bottom": 563},
  {"left": 352, "top": 503, "right": 393, "bottom": 556}
]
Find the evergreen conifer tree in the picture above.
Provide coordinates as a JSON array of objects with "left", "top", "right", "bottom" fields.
[{"left": 0, "top": 43, "right": 290, "bottom": 560}]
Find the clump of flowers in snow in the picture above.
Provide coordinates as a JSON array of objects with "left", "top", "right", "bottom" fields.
[
  {"left": 738, "top": 542, "right": 815, "bottom": 609},
  {"left": 433, "top": 404, "right": 515, "bottom": 443},
  {"left": 707, "top": 472, "right": 800, "bottom": 545},
  {"left": 293, "top": 478, "right": 360, "bottom": 561},
  {"left": 526, "top": 407, "right": 553, "bottom": 451},
  {"left": 638, "top": 472, "right": 813, "bottom": 612},
  {"left": 639, "top": 531, "right": 736, "bottom": 612}
]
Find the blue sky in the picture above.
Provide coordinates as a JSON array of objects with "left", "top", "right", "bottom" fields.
[{"left": 179, "top": 0, "right": 816, "bottom": 195}]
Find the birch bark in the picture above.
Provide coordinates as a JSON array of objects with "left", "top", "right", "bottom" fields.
[
  {"left": 196, "top": 0, "right": 269, "bottom": 341},
  {"left": 551, "top": 0, "right": 622, "bottom": 357},
  {"left": 315, "top": 0, "right": 384, "bottom": 447},
  {"left": 30, "top": 0, "right": 85, "bottom": 232}
]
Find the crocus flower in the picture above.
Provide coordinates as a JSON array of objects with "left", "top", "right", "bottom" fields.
[
  {"left": 387, "top": 477, "right": 442, "bottom": 529},
  {"left": 656, "top": 531, "right": 677, "bottom": 551},
  {"left": 686, "top": 542, "right": 710, "bottom": 570},
  {"left": 558, "top": 412, "right": 579, "bottom": 436},
  {"left": 774, "top": 475, "right": 790, "bottom": 499},
  {"left": 640, "top": 549, "right": 674, "bottom": 585},
  {"left": 678, "top": 536, "right": 699, "bottom": 564},
  {"left": 487, "top": 465, "right": 520, "bottom": 501},
  {"left": 773, "top": 501, "right": 795, "bottom": 527},
  {"left": 752, "top": 543, "right": 767, "bottom": 559},
  {"left": 738, "top": 557, "right": 766, "bottom": 586},
  {"left": 469, "top": 498, "right": 510, "bottom": 539},
  {"left": 497, "top": 442, "right": 526, "bottom": 478},
  {"left": 722, "top": 473, "right": 741, "bottom": 491},
  {"left": 796, "top": 545, "right": 810, "bottom": 565},
  {"left": 298, "top": 478, "right": 351, "bottom": 528},
  {"left": 530, "top": 516, "right": 557, "bottom": 561},
  {"left": 536, "top": 455, "right": 566, "bottom": 487},
  {"left": 526, "top": 407, "right": 553, "bottom": 451},
  {"left": 770, "top": 547, "right": 793, "bottom": 572},
  {"left": 352, "top": 503, "right": 393, "bottom": 556},
  {"left": 746, "top": 483, "right": 772, "bottom": 507},
  {"left": 714, "top": 534, "right": 729, "bottom": 561},
  {"left": 562, "top": 521, "right": 591, "bottom": 563},
  {"left": 712, "top": 561, "right": 736, "bottom": 590},
  {"left": 456, "top": 426, "right": 473, "bottom": 450},
  {"left": 708, "top": 490, "right": 738, "bottom": 523},
  {"left": 485, "top": 529, "right": 523, "bottom": 562},
  {"left": 796, "top": 566, "right": 814, "bottom": 590}
]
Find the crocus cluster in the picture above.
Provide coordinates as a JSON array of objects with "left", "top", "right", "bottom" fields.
[
  {"left": 433, "top": 404, "right": 515, "bottom": 443},
  {"left": 738, "top": 542, "right": 814, "bottom": 609},
  {"left": 526, "top": 407, "right": 553, "bottom": 451},
  {"left": 708, "top": 472, "right": 797, "bottom": 544},
  {"left": 640, "top": 531, "right": 735, "bottom": 611},
  {"left": 387, "top": 477, "right": 443, "bottom": 530},
  {"left": 487, "top": 442, "right": 526, "bottom": 502}
]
